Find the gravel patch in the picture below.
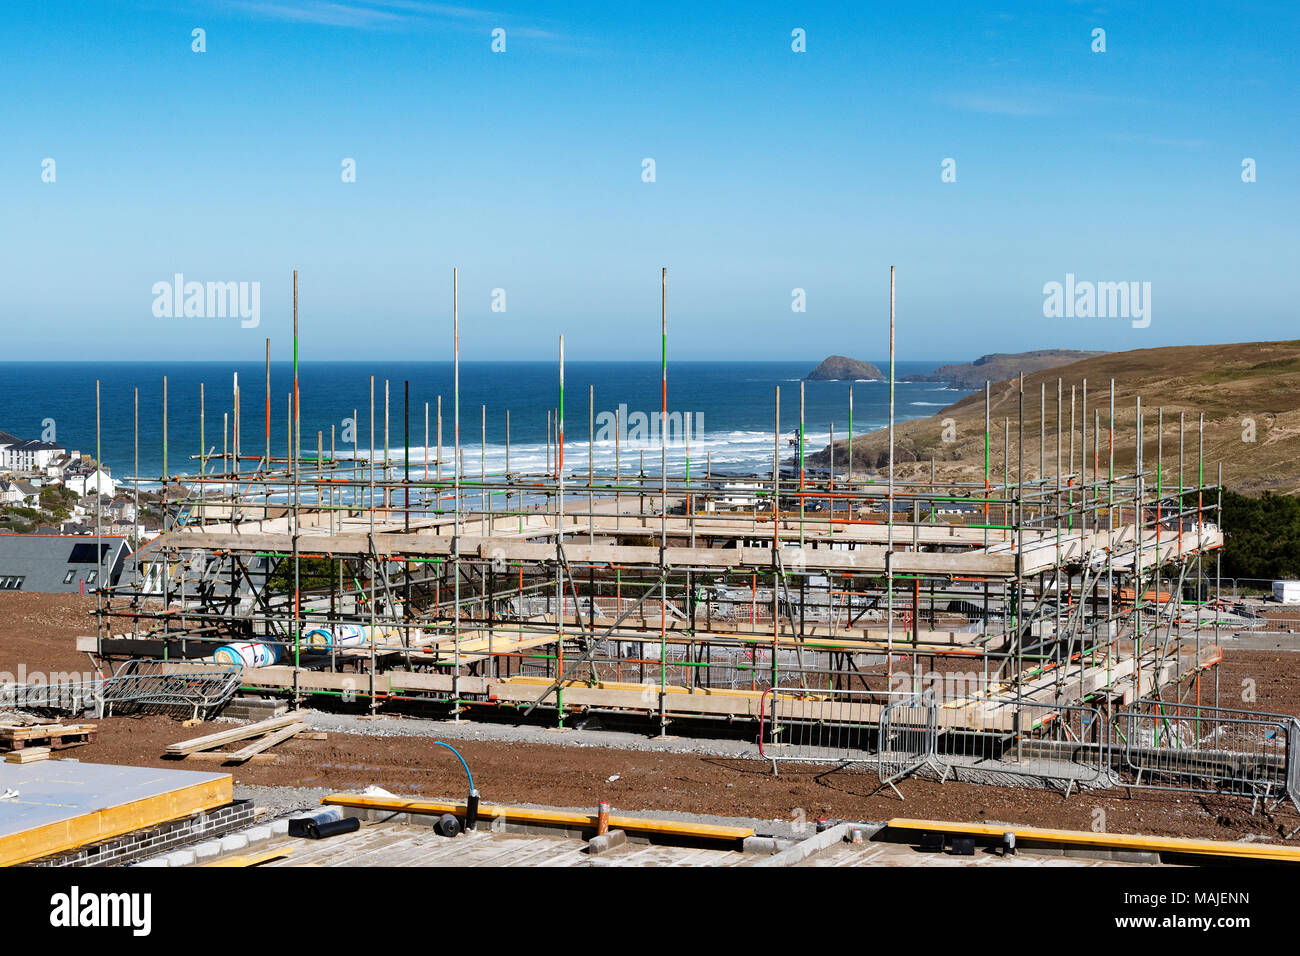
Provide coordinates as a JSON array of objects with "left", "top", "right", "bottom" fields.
[
  {"left": 235, "top": 783, "right": 333, "bottom": 817},
  {"left": 299, "top": 710, "right": 762, "bottom": 759}
]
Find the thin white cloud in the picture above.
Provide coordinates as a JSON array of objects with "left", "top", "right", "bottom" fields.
[
  {"left": 216, "top": 0, "right": 563, "bottom": 39},
  {"left": 222, "top": 1, "right": 409, "bottom": 28}
]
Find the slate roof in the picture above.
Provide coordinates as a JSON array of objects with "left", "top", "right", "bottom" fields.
[{"left": 0, "top": 534, "right": 131, "bottom": 592}]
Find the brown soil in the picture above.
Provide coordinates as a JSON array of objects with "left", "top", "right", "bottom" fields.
[
  {"left": 76, "top": 714, "right": 1300, "bottom": 844},
  {"left": 0, "top": 592, "right": 98, "bottom": 677},
  {"left": 5, "top": 594, "right": 1300, "bottom": 843}
]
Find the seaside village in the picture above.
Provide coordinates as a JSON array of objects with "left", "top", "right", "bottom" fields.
[{"left": 0, "top": 428, "right": 147, "bottom": 593}]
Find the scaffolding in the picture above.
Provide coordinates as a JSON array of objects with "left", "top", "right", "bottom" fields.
[{"left": 87, "top": 268, "right": 1231, "bottom": 749}]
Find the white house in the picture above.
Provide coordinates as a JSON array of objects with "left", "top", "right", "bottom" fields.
[
  {"left": 0, "top": 436, "right": 66, "bottom": 472},
  {"left": 43, "top": 451, "right": 79, "bottom": 479},
  {"left": 0, "top": 479, "right": 40, "bottom": 506},
  {"left": 108, "top": 497, "right": 137, "bottom": 523},
  {"left": 66, "top": 469, "right": 117, "bottom": 498}
]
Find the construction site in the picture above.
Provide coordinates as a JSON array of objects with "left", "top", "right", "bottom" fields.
[
  {"left": 48, "top": 270, "right": 1295, "bottom": 824},
  {"left": 1, "top": 269, "right": 1298, "bottom": 880}
]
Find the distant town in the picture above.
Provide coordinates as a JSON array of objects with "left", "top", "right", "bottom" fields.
[{"left": 0, "top": 428, "right": 158, "bottom": 593}]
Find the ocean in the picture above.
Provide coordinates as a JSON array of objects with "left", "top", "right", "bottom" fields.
[{"left": 0, "top": 361, "right": 972, "bottom": 483}]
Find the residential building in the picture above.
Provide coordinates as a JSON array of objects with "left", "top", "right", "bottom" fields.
[
  {"left": 65, "top": 468, "right": 117, "bottom": 498},
  {"left": 0, "top": 429, "right": 67, "bottom": 472},
  {"left": 0, "top": 534, "right": 132, "bottom": 592}
]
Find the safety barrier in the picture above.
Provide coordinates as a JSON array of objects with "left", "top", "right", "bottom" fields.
[
  {"left": 935, "top": 694, "right": 1112, "bottom": 794},
  {"left": 0, "top": 677, "right": 102, "bottom": 715},
  {"left": 878, "top": 690, "right": 946, "bottom": 796},
  {"left": 99, "top": 659, "right": 243, "bottom": 719},
  {"left": 1112, "top": 699, "right": 1299, "bottom": 813},
  {"left": 757, "top": 688, "right": 944, "bottom": 796}
]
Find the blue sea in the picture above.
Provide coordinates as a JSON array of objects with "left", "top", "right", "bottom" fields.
[{"left": 0, "top": 361, "right": 972, "bottom": 482}]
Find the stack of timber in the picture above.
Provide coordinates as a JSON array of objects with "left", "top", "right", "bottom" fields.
[{"left": 164, "top": 712, "right": 311, "bottom": 765}]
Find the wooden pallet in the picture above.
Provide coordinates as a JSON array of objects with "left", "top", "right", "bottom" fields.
[{"left": 0, "top": 723, "right": 97, "bottom": 752}]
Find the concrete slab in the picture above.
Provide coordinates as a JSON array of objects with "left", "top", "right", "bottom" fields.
[{"left": 257, "top": 820, "right": 1142, "bottom": 868}]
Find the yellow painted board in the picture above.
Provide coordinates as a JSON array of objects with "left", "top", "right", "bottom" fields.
[
  {"left": 887, "top": 818, "right": 1300, "bottom": 863},
  {"left": 321, "top": 793, "right": 754, "bottom": 841},
  {"left": 203, "top": 845, "right": 295, "bottom": 867}
]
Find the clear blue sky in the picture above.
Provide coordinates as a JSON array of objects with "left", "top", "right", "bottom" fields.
[{"left": 2, "top": 0, "right": 1296, "bottom": 362}]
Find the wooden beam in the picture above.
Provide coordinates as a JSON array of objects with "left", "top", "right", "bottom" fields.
[
  {"left": 4, "top": 747, "right": 49, "bottom": 764},
  {"left": 320, "top": 793, "right": 754, "bottom": 842},
  {"left": 886, "top": 818, "right": 1300, "bottom": 863},
  {"left": 202, "top": 844, "right": 295, "bottom": 867},
  {"left": 164, "top": 713, "right": 304, "bottom": 755},
  {"left": 183, "top": 751, "right": 277, "bottom": 764},
  {"left": 222, "top": 722, "right": 308, "bottom": 764}
]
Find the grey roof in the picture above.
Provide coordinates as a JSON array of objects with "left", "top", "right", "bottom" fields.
[
  {"left": 0, "top": 534, "right": 131, "bottom": 592},
  {"left": 6, "top": 439, "right": 62, "bottom": 452}
]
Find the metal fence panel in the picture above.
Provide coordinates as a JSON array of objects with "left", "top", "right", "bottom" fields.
[
  {"left": 758, "top": 688, "right": 884, "bottom": 771},
  {"left": 99, "top": 659, "right": 242, "bottom": 719},
  {"left": 1114, "top": 699, "right": 1293, "bottom": 811},
  {"left": 0, "top": 678, "right": 102, "bottom": 715},
  {"left": 878, "top": 690, "right": 943, "bottom": 796},
  {"left": 757, "top": 688, "right": 943, "bottom": 796},
  {"left": 1289, "top": 718, "right": 1300, "bottom": 814}
]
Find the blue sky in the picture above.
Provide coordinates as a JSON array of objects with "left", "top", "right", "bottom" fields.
[{"left": 2, "top": 0, "right": 1296, "bottom": 361}]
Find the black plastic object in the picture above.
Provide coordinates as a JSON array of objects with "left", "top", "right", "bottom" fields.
[
  {"left": 950, "top": 837, "right": 975, "bottom": 856},
  {"left": 465, "top": 790, "right": 480, "bottom": 831},
  {"left": 289, "top": 816, "right": 361, "bottom": 840},
  {"left": 918, "top": 832, "right": 945, "bottom": 852},
  {"left": 435, "top": 813, "right": 462, "bottom": 837}
]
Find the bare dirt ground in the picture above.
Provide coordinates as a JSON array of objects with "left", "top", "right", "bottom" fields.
[
  {"left": 0, "top": 592, "right": 97, "bottom": 676},
  {"left": 72, "top": 713, "right": 1300, "bottom": 843},
  {"left": 5, "top": 593, "right": 1300, "bottom": 843}
]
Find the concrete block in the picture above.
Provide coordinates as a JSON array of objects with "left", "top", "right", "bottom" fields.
[
  {"left": 742, "top": 836, "right": 790, "bottom": 855},
  {"left": 270, "top": 818, "right": 290, "bottom": 835},
  {"left": 219, "top": 834, "right": 248, "bottom": 853},
  {"left": 134, "top": 857, "right": 170, "bottom": 867},
  {"left": 587, "top": 829, "right": 628, "bottom": 856},
  {"left": 163, "top": 849, "right": 196, "bottom": 867},
  {"left": 193, "top": 840, "right": 223, "bottom": 859},
  {"left": 245, "top": 825, "right": 272, "bottom": 844}
]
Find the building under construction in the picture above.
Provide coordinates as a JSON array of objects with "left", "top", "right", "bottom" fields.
[{"left": 82, "top": 269, "right": 1276, "bottom": 801}]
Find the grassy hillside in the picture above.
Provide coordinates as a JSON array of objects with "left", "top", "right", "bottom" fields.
[{"left": 809, "top": 340, "right": 1300, "bottom": 495}]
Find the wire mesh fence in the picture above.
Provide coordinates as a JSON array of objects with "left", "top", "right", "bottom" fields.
[
  {"left": 98, "top": 659, "right": 243, "bottom": 720},
  {"left": 1110, "top": 699, "right": 1299, "bottom": 812},
  {"left": 757, "top": 687, "right": 944, "bottom": 797},
  {"left": 749, "top": 680, "right": 1300, "bottom": 819},
  {"left": 878, "top": 690, "right": 946, "bottom": 795}
]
